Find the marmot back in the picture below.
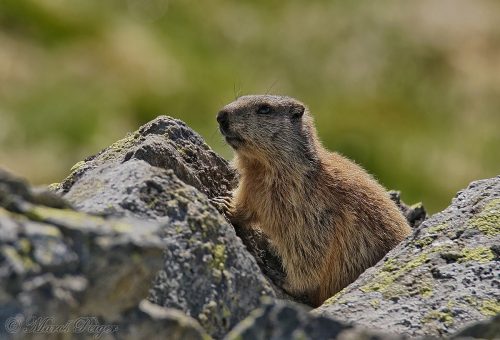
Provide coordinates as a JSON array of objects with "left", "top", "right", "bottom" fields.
[{"left": 217, "top": 95, "right": 411, "bottom": 306}]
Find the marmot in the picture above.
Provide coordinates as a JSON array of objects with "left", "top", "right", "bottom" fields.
[{"left": 216, "top": 95, "right": 412, "bottom": 306}]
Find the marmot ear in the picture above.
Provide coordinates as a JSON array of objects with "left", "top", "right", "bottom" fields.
[{"left": 290, "top": 104, "right": 305, "bottom": 119}]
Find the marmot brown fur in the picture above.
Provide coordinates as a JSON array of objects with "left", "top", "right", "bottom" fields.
[{"left": 217, "top": 95, "right": 412, "bottom": 306}]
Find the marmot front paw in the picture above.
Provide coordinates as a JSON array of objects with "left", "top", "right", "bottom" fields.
[{"left": 210, "top": 195, "right": 234, "bottom": 217}]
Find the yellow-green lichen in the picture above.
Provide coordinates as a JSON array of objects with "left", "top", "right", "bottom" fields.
[
  {"left": 0, "top": 207, "right": 26, "bottom": 220},
  {"left": 18, "top": 238, "right": 32, "bottom": 254},
  {"left": 360, "top": 253, "right": 429, "bottom": 295},
  {"left": 0, "top": 208, "right": 9, "bottom": 216},
  {"left": 423, "top": 310, "right": 454, "bottom": 326},
  {"left": 211, "top": 244, "right": 226, "bottom": 270},
  {"left": 458, "top": 247, "right": 494, "bottom": 263},
  {"left": 457, "top": 296, "right": 500, "bottom": 317},
  {"left": 419, "top": 283, "right": 433, "bottom": 299},
  {"left": 2, "top": 245, "right": 37, "bottom": 271},
  {"left": 70, "top": 160, "right": 86, "bottom": 173},
  {"left": 111, "top": 222, "right": 132, "bottom": 233},
  {"left": 382, "top": 258, "right": 399, "bottom": 272},
  {"left": 480, "top": 299, "right": 500, "bottom": 316},
  {"left": 462, "top": 295, "right": 477, "bottom": 307},
  {"left": 108, "top": 134, "right": 136, "bottom": 152},
  {"left": 30, "top": 225, "right": 62, "bottom": 238},
  {"left": 27, "top": 206, "right": 93, "bottom": 223},
  {"left": 411, "top": 202, "right": 424, "bottom": 210},
  {"left": 222, "top": 305, "right": 231, "bottom": 320},
  {"left": 322, "top": 287, "right": 348, "bottom": 305},
  {"left": 2, "top": 246, "right": 24, "bottom": 268},
  {"left": 427, "top": 223, "right": 448, "bottom": 234},
  {"left": 468, "top": 199, "right": 500, "bottom": 236},
  {"left": 25, "top": 205, "right": 133, "bottom": 235},
  {"left": 415, "top": 236, "right": 435, "bottom": 248},
  {"left": 47, "top": 183, "right": 60, "bottom": 191},
  {"left": 380, "top": 283, "right": 409, "bottom": 300},
  {"left": 369, "top": 299, "right": 380, "bottom": 308}
]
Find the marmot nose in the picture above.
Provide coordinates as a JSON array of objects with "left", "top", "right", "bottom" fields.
[{"left": 217, "top": 110, "right": 230, "bottom": 131}]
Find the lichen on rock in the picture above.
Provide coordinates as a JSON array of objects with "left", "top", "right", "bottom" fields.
[
  {"left": 52, "top": 116, "right": 275, "bottom": 338},
  {"left": 0, "top": 169, "right": 208, "bottom": 339},
  {"left": 2, "top": 115, "right": 497, "bottom": 339},
  {"left": 314, "top": 176, "right": 500, "bottom": 338}
]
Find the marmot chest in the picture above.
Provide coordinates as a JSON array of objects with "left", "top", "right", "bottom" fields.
[{"left": 247, "top": 178, "right": 310, "bottom": 230}]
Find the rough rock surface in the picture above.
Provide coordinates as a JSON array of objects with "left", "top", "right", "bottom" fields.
[
  {"left": 224, "top": 298, "right": 408, "bottom": 340},
  {"left": 52, "top": 116, "right": 429, "bottom": 306},
  {"left": 451, "top": 314, "right": 500, "bottom": 339},
  {"left": 52, "top": 116, "right": 236, "bottom": 200},
  {"left": 4, "top": 115, "right": 496, "bottom": 339},
  {"left": 0, "top": 170, "right": 208, "bottom": 339},
  {"left": 117, "top": 299, "right": 209, "bottom": 340},
  {"left": 52, "top": 117, "right": 426, "bottom": 299},
  {"left": 389, "top": 190, "right": 427, "bottom": 228},
  {"left": 50, "top": 116, "right": 288, "bottom": 295},
  {"left": 51, "top": 117, "right": 275, "bottom": 337},
  {"left": 315, "top": 176, "right": 500, "bottom": 337}
]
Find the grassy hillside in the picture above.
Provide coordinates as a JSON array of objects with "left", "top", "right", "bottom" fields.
[{"left": 1, "top": 0, "right": 499, "bottom": 212}]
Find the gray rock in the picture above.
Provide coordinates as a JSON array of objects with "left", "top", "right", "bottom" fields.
[
  {"left": 52, "top": 115, "right": 236, "bottom": 200},
  {"left": 451, "top": 314, "right": 500, "bottom": 339},
  {"left": 3, "top": 114, "right": 495, "bottom": 339},
  {"left": 315, "top": 176, "right": 500, "bottom": 338},
  {"left": 225, "top": 298, "right": 409, "bottom": 340},
  {"left": 52, "top": 116, "right": 275, "bottom": 337},
  {"left": 389, "top": 190, "right": 427, "bottom": 228},
  {"left": 0, "top": 169, "right": 208, "bottom": 340},
  {"left": 117, "top": 299, "right": 210, "bottom": 340},
  {"left": 0, "top": 170, "right": 70, "bottom": 211},
  {"left": 51, "top": 116, "right": 425, "bottom": 309}
]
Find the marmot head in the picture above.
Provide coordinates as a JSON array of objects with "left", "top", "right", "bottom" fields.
[{"left": 217, "top": 95, "right": 318, "bottom": 163}]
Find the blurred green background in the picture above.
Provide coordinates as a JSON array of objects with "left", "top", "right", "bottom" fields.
[{"left": 0, "top": 0, "right": 499, "bottom": 213}]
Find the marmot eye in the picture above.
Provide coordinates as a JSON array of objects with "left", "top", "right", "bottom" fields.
[{"left": 257, "top": 104, "right": 271, "bottom": 115}]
